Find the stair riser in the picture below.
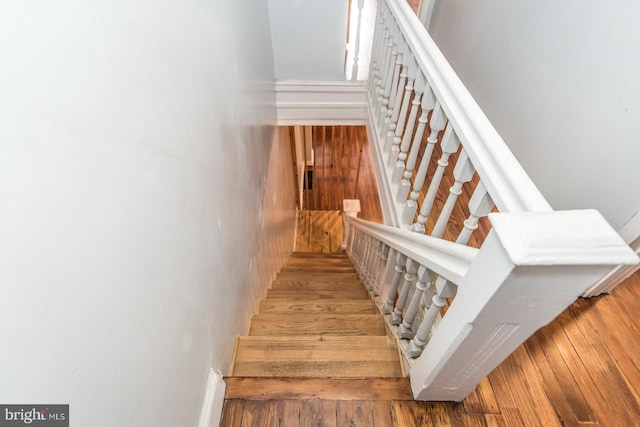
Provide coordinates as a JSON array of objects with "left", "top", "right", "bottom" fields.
[
  {"left": 259, "top": 300, "right": 377, "bottom": 314},
  {"left": 266, "top": 290, "right": 370, "bottom": 300}
]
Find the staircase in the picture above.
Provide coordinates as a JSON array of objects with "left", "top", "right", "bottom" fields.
[{"left": 225, "top": 252, "right": 412, "bottom": 400}]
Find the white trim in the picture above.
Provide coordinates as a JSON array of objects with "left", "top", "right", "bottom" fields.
[
  {"left": 275, "top": 80, "right": 368, "bottom": 125},
  {"left": 619, "top": 211, "right": 640, "bottom": 244},
  {"left": 197, "top": 369, "right": 226, "bottom": 427},
  {"left": 489, "top": 210, "right": 639, "bottom": 267},
  {"left": 583, "top": 211, "right": 640, "bottom": 296},
  {"left": 365, "top": 105, "right": 401, "bottom": 227}
]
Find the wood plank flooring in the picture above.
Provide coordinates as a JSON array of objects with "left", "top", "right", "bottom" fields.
[{"left": 302, "top": 126, "right": 383, "bottom": 223}]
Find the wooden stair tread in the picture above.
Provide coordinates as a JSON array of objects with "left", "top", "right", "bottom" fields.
[
  {"left": 283, "top": 259, "right": 354, "bottom": 266},
  {"left": 266, "top": 289, "right": 370, "bottom": 300},
  {"left": 259, "top": 299, "right": 377, "bottom": 314},
  {"left": 224, "top": 377, "right": 413, "bottom": 400},
  {"left": 290, "top": 252, "right": 349, "bottom": 258},
  {"left": 280, "top": 266, "right": 357, "bottom": 273},
  {"left": 271, "top": 280, "right": 365, "bottom": 290},
  {"left": 276, "top": 271, "right": 361, "bottom": 280},
  {"left": 232, "top": 336, "right": 402, "bottom": 378},
  {"left": 249, "top": 314, "right": 386, "bottom": 336}
]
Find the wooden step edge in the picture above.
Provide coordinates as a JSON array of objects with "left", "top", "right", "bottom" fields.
[
  {"left": 396, "top": 337, "right": 407, "bottom": 377},
  {"left": 230, "top": 336, "right": 240, "bottom": 376},
  {"left": 223, "top": 377, "right": 413, "bottom": 401},
  {"left": 291, "top": 252, "right": 348, "bottom": 256}
]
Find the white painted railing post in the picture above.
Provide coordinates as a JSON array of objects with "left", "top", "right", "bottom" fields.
[
  {"left": 409, "top": 210, "right": 639, "bottom": 401},
  {"left": 431, "top": 149, "right": 475, "bottom": 238},
  {"left": 391, "top": 258, "right": 420, "bottom": 325},
  {"left": 399, "top": 265, "right": 435, "bottom": 338},
  {"left": 383, "top": 252, "right": 408, "bottom": 314},
  {"left": 412, "top": 123, "right": 460, "bottom": 233},
  {"left": 397, "top": 81, "right": 435, "bottom": 204},
  {"left": 456, "top": 182, "right": 494, "bottom": 245},
  {"left": 408, "top": 275, "right": 455, "bottom": 357},
  {"left": 392, "top": 61, "right": 422, "bottom": 183},
  {"left": 351, "top": 0, "right": 365, "bottom": 81},
  {"left": 342, "top": 199, "right": 362, "bottom": 250},
  {"left": 402, "top": 101, "right": 446, "bottom": 224}
]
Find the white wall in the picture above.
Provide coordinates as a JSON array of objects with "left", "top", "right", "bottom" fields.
[
  {"left": 429, "top": 0, "right": 640, "bottom": 231},
  {"left": 0, "top": 1, "right": 295, "bottom": 426},
  {"left": 268, "top": 0, "right": 349, "bottom": 80}
]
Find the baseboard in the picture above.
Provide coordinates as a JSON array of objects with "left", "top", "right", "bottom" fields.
[
  {"left": 582, "top": 211, "right": 640, "bottom": 297},
  {"left": 197, "top": 369, "right": 226, "bottom": 427}
]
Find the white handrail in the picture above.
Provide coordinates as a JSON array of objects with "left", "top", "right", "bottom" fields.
[
  {"left": 382, "top": 0, "right": 552, "bottom": 214},
  {"left": 347, "top": 216, "right": 477, "bottom": 284}
]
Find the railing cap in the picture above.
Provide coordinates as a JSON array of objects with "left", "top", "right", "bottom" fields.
[{"left": 489, "top": 210, "right": 640, "bottom": 266}]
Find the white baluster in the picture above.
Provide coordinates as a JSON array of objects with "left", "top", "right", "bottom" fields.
[
  {"left": 375, "top": 16, "right": 394, "bottom": 127},
  {"left": 387, "top": 31, "right": 404, "bottom": 121},
  {"left": 412, "top": 124, "right": 461, "bottom": 234},
  {"left": 397, "top": 82, "right": 436, "bottom": 204},
  {"left": 368, "top": 24, "right": 381, "bottom": 107},
  {"left": 345, "top": 222, "right": 358, "bottom": 260},
  {"left": 381, "top": 32, "right": 403, "bottom": 148},
  {"left": 456, "top": 182, "right": 494, "bottom": 245},
  {"left": 366, "top": 236, "right": 378, "bottom": 289},
  {"left": 377, "top": 27, "right": 398, "bottom": 133},
  {"left": 367, "top": 2, "right": 384, "bottom": 96},
  {"left": 431, "top": 150, "right": 475, "bottom": 239},
  {"left": 375, "top": 243, "right": 390, "bottom": 297},
  {"left": 383, "top": 252, "right": 407, "bottom": 314},
  {"left": 402, "top": 101, "right": 445, "bottom": 224},
  {"left": 392, "top": 60, "right": 422, "bottom": 183},
  {"left": 408, "top": 276, "right": 456, "bottom": 357},
  {"left": 386, "top": 43, "right": 413, "bottom": 167},
  {"left": 351, "top": 0, "right": 365, "bottom": 81},
  {"left": 399, "top": 266, "right": 435, "bottom": 339},
  {"left": 391, "top": 258, "right": 419, "bottom": 325}
]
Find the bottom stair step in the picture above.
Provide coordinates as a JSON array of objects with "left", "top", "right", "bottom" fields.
[
  {"left": 232, "top": 336, "right": 403, "bottom": 378},
  {"left": 224, "top": 377, "right": 413, "bottom": 400}
]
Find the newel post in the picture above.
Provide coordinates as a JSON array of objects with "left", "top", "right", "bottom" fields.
[{"left": 409, "top": 210, "right": 639, "bottom": 401}]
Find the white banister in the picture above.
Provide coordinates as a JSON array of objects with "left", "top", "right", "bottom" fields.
[
  {"left": 382, "top": 0, "right": 551, "bottom": 213},
  {"left": 344, "top": 212, "right": 638, "bottom": 401},
  {"left": 409, "top": 210, "right": 639, "bottom": 400},
  {"left": 347, "top": 216, "right": 478, "bottom": 284},
  {"left": 343, "top": 0, "right": 640, "bottom": 404}
]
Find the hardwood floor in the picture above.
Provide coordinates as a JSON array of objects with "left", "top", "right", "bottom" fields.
[
  {"left": 303, "top": 126, "right": 383, "bottom": 223},
  {"left": 222, "top": 125, "right": 640, "bottom": 425}
]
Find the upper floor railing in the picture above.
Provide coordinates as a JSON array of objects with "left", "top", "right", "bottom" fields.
[{"left": 342, "top": 0, "right": 639, "bottom": 401}]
